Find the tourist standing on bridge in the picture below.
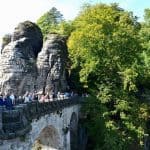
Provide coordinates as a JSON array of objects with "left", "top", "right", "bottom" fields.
[
  {"left": 4, "top": 93, "right": 13, "bottom": 110},
  {"left": 28, "top": 92, "right": 33, "bottom": 102},
  {"left": 9, "top": 92, "right": 15, "bottom": 105},
  {"left": 39, "top": 94, "right": 45, "bottom": 103},
  {"left": 33, "top": 91, "right": 38, "bottom": 101},
  {"left": 44, "top": 93, "right": 50, "bottom": 102},
  {"left": 23, "top": 91, "right": 30, "bottom": 103},
  {"left": 18, "top": 96, "right": 23, "bottom": 104},
  {"left": 57, "top": 91, "right": 60, "bottom": 100}
]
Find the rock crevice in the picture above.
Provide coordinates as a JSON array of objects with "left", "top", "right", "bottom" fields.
[{"left": 37, "top": 34, "right": 68, "bottom": 95}]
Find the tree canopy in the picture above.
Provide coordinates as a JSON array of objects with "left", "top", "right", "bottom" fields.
[
  {"left": 37, "top": 7, "right": 64, "bottom": 38},
  {"left": 68, "top": 3, "right": 149, "bottom": 150},
  {"left": 36, "top": 3, "right": 150, "bottom": 150}
]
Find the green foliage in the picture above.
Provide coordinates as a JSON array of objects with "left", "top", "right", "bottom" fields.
[
  {"left": 68, "top": 3, "right": 150, "bottom": 150},
  {"left": 119, "top": 68, "right": 138, "bottom": 91},
  {"left": 81, "top": 96, "right": 106, "bottom": 149},
  {"left": 138, "top": 8, "right": 150, "bottom": 90},
  {"left": 37, "top": 7, "right": 63, "bottom": 38},
  {"left": 144, "top": 9, "right": 150, "bottom": 25},
  {"left": 37, "top": 7, "right": 75, "bottom": 39},
  {"left": 57, "top": 21, "right": 75, "bottom": 36}
]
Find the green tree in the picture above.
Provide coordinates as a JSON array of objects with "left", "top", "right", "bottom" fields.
[
  {"left": 37, "top": 7, "right": 63, "bottom": 38},
  {"left": 144, "top": 9, "right": 150, "bottom": 25},
  {"left": 57, "top": 21, "right": 75, "bottom": 37},
  {"left": 138, "top": 8, "right": 150, "bottom": 90},
  {"left": 68, "top": 3, "right": 149, "bottom": 149}
]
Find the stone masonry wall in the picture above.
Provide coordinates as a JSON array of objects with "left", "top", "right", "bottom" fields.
[{"left": 0, "top": 98, "right": 81, "bottom": 150}]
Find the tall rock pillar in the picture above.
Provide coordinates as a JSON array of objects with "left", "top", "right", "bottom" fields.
[{"left": 37, "top": 34, "right": 69, "bottom": 95}]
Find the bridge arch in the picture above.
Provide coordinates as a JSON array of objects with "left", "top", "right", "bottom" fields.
[
  {"left": 70, "top": 112, "right": 78, "bottom": 150},
  {"left": 32, "top": 125, "right": 61, "bottom": 150},
  {"left": 0, "top": 100, "right": 81, "bottom": 150}
]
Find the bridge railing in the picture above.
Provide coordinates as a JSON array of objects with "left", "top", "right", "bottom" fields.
[{"left": 0, "top": 97, "right": 83, "bottom": 140}]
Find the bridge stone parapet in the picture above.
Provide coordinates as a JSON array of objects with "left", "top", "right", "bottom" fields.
[{"left": 0, "top": 97, "right": 81, "bottom": 140}]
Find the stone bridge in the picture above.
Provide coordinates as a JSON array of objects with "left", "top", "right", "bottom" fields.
[{"left": 0, "top": 97, "right": 86, "bottom": 150}]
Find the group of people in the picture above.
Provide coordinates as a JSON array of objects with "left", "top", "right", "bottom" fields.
[
  {"left": 23, "top": 91, "right": 38, "bottom": 103},
  {"left": 0, "top": 90, "right": 80, "bottom": 110},
  {"left": 38, "top": 91, "right": 77, "bottom": 103},
  {"left": 0, "top": 93, "right": 15, "bottom": 110}
]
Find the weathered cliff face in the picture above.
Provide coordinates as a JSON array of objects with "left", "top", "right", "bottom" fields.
[
  {"left": 0, "top": 21, "right": 43, "bottom": 95},
  {"left": 0, "top": 22, "right": 69, "bottom": 96},
  {"left": 36, "top": 34, "right": 68, "bottom": 95},
  {"left": 12, "top": 21, "right": 43, "bottom": 57}
]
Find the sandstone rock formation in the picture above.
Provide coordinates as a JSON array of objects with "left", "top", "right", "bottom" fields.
[
  {"left": 0, "top": 21, "right": 43, "bottom": 95},
  {"left": 12, "top": 21, "right": 43, "bottom": 57},
  {"left": 36, "top": 34, "right": 68, "bottom": 95},
  {"left": 0, "top": 21, "right": 69, "bottom": 96}
]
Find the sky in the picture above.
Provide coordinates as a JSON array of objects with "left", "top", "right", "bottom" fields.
[{"left": 0, "top": 0, "right": 149, "bottom": 42}]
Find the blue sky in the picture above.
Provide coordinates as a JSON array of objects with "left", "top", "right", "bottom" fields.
[
  {"left": 99, "top": 0, "right": 149, "bottom": 20},
  {"left": 0, "top": 0, "right": 149, "bottom": 41}
]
